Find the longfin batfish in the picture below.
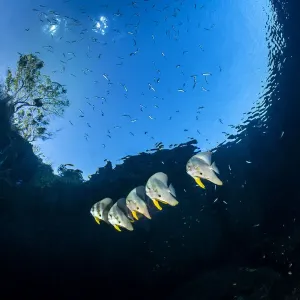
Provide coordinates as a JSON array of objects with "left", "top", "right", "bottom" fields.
[
  {"left": 117, "top": 197, "right": 135, "bottom": 223},
  {"left": 90, "top": 198, "right": 113, "bottom": 224},
  {"left": 186, "top": 151, "right": 222, "bottom": 188},
  {"left": 108, "top": 199, "right": 134, "bottom": 232},
  {"left": 126, "top": 186, "right": 151, "bottom": 219},
  {"left": 145, "top": 172, "right": 178, "bottom": 210}
]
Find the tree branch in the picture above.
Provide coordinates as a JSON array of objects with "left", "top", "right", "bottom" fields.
[
  {"left": 15, "top": 102, "right": 36, "bottom": 112},
  {"left": 13, "top": 79, "right": 25, "bottom": 99}
]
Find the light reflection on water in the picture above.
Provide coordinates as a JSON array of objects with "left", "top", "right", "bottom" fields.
[
  {"left": 92, "top": 16, "right": 108, "bottom": 35},
  {"left": 0, "top": 0, "right": 283, "bottom": 178}
]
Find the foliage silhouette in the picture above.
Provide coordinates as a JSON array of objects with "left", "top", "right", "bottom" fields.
[{"left": 4, "top": 53, "right": 69, "bottom": 142}]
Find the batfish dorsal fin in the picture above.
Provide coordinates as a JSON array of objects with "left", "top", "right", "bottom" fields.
[
  {"left": 116, "top": 198, "right": 128, "bottom": 213},
  {"left": 194, "top": 151, "right": 212, "bottom": 165},
  {"left": 109, "top": 202, "right": 118, "bottom": 215},
  {"left": 152, "top": 172, "right": 168, "bottom": 185},
  {"left": 135, "top": 186, "right": 146, "bottom": 200},
  {"left": 100, "top": 197, "right": 113, "bottom": 208}
]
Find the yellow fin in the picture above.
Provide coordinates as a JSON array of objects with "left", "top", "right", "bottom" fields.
[
  {"left": 94, "top": 217, "right": 100, "bottom": 224},
  {"left": 113, "top": 225, "right": 122, "bottom": 232},
  {"left": 153, "top": 199, "right": 162, "bottom": 210},
  {"left": 195, "top": 177, "right": 205, "bottom": 189},
  {"left": 132, "top": 211, "right": 139, "bottom": 220}
]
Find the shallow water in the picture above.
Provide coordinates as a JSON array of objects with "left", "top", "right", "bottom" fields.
[
  {"left": 0, "top": 0, "right": 299, "bottom": 299},
  {"left": 1, "top": 0, "right": 271, "bottom": 176}
]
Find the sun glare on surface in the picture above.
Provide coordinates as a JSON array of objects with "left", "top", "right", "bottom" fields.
[
  {"left": 42, "top": 17, "right": 61, "bottom": 35},
  {"left": 92, "top": 16, "right": 108, "bottom": 35}
]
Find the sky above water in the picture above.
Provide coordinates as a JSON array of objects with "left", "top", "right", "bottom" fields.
[{"left": 0, "top": 0, "right": 271, "bottom": 178}]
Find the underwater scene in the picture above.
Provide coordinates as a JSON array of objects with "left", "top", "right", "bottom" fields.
[{"left": 0, "top": 0, "right": 299, "bottom": 299}]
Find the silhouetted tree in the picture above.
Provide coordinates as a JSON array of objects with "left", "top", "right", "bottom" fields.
[
  {"left": 4, "top": 53, "right": 69, "bottom": 142},
  {"left": 57, "top": 164, "right": 84, "bottom": 184}
]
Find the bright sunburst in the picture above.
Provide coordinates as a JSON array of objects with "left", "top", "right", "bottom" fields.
[
  {"left": 42, "top": 17, "right": 61, "bottom": 35},
  {"left": 92, "top": 16, "right": 108, "bottom": 35}
]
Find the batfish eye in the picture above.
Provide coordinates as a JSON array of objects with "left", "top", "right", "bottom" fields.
[
  {"left": 118, "top": 220, "right": 121, "bottom": 224},
  {"left": 158, "top": 194, "right": 161, "bottom": 198},
  {"left": 136, "top": 206, "right": 139, "bottom": 210}
]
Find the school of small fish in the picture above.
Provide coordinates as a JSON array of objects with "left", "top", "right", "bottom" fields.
[{"left": 90, "top": 151, "right": 223, "bottom": 231}]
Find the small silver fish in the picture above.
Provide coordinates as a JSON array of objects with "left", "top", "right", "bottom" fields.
[
  {"left": 145, "top": 172, "right": 178, "bottom": 211},
  {"left": 108, "top": 199, "right": 134, "bottom": 232},
  {"left": 186, "top": 151, "right": 223, "bottom": 189},
  {"left": 126, "top": 186, "right": 151, "bottom": 220},
  {"left": 90, "top": 198, "right": 113, "bottom": 224},
  {"left": 103, "top": 74, "right": 109, "bottom": 81}
]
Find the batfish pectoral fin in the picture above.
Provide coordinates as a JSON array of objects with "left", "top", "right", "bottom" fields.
[
  {"left": 194, "top": 177, "right": 205, "bottom": 189},
  {"left": 153, "top": 199, "right": 162, "bottom": 211},
  {"left": 94, "top": 217, "right": 100, "bottom": 224},
  {"left": 169, "top": 183, "right": 176, "bottom": 197},
  {"left": 132, "top": 211, "right": 139, "bottom": 220},
  {"left": 211, "top": 162, "right": 220, "bottom": 174},
  {"left": 113, "top": 225, "right": 122, "bottom": 232}
]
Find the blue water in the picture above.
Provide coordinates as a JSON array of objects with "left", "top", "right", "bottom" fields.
[
  {"left": 0, "top": 0, "right": 299, "bottom": 299},
  {"left": 0, "top": 0, "right": 270, "bottom": 177}
]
